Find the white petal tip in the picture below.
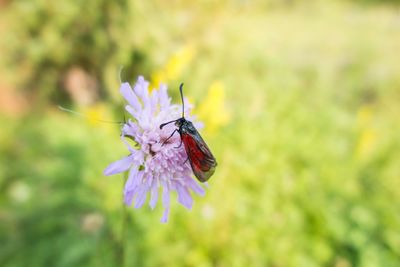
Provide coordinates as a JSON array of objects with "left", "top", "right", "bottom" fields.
[
  {"left": 160, "top": 208, "right": 170, "bottom": 223},
  {"left": 103, "top": 168, "right": 113, "bottom": 176}
]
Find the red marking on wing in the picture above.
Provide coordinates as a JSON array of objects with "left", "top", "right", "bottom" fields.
[{"left": 181, "top": 133, "right": 216, "bottom": 182}]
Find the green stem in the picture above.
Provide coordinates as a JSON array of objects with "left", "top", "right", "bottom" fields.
[{"left": 117, "top": 173, "right": 129, "bottom": 267}]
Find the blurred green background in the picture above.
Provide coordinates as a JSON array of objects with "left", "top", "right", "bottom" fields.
[{"left": 1, "top": 0, "right": 400, "bottom": 266}]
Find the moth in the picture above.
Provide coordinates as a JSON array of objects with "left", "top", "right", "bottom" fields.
[{"left": 160, "top": 83, "right": 217, "bottom": 182}]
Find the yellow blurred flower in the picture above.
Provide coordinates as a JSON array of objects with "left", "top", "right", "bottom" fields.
[
  {"left": 165, "top": 46, "right": 194, "bottom": 80},
  {"left": 150, "top": 45, "right": 195, "bottom": 90},
  {"left": 355, "top": 105, "right": 377, "bottom": 159},
  {"left": 356, "top": 129, "right": 377, "bottom": 159},
  {"left": 83, "top": 104, "right": 112, "bottom": 126},
  {"left": 150, "top": 69, "right": 167, "bottom": 91},
  {"left": 197, "top": 81, "right": 231, "bottom": 134}
]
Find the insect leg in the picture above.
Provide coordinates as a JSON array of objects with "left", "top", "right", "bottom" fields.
[
  {"left": 183, "top": 157, "right": 189, "bottom": 164},
  {"left": 161, "top": 129, "right": 178, "bottom": 146},
  {"left": 174, "top": 137, "right": 183, "bottom": 149},
  {"left": 160, "top": 119, "right": 178, "bottom": 129}
]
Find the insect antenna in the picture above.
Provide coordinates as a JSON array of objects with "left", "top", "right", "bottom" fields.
[
  {"left": 179, "top": 83, "right": 185, "bottom": 118},
  {"left": 58, "top": 106, "right": 124, "bottom": 125}
]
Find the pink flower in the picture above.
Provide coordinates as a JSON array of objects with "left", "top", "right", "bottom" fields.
[{"left": 104, "top": 76, "right": 205, "bottom": 222}]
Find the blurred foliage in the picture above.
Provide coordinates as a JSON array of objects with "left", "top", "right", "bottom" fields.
[
  {"left": 1, "top": 0, "right": 129, "bottom": 103},
  {"left": 1, "top": 0, "right": 400, "bottom": 267}
]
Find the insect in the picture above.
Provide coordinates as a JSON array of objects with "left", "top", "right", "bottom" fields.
[{"left": 160, "top": 83, "right": 217, "bottom": 182}]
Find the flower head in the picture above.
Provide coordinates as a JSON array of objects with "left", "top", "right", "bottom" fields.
[{"left": 104, "top": 76, "right": 205, "bottom": 222}]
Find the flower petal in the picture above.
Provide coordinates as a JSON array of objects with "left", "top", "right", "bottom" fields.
[
  {"left": 134, "top": 186, "right": 148, "bottom": 209},
  {"left": 124, "top": 190, "right": 135, "bottom": 206},
  {"left": 121, "top": 136, "right": 136, "bottom": 153},
  {"left": 177, "top": 186, "right": 193, "bottom": 209},
  {"left": 123, "top": 122, "right": 139, "bottom": 137},
  {"left": 124, "top": 170, "right": 144, "bottom": 205},
  {"left": 132, "top": 170, "right": 145, "bottom": 191},
  {"left": 162, "top": 186, "right": 170, "bottom": 207},
  {"left": 186, "top": 177, "right": 205, "bottom": 196},
  {"left": 149, "top": 185, "right": 158, "bottom": 210},
  {"left": 158, "top": 84, "right": 170, "bottom": 110},
  {"left": 134, "top": 76, "right": 149, "bottom": 101},
  {"left": 124, "top": 168, "right": 139, "bottom": 192},
  {"left": 104, "top": 154, "right": 134, "bottom": 176},
  {"left": 160, "top": 207, "right": 170, "bottom": 223},
  {"left": 150, "top": 89, "right": 159, "bottom": 115},
  {"left": 160, "top": 186, "right": 171, "bottom": 223},
  {"left": 120, "top": 82, "right": 141, "bottom": 111}
]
